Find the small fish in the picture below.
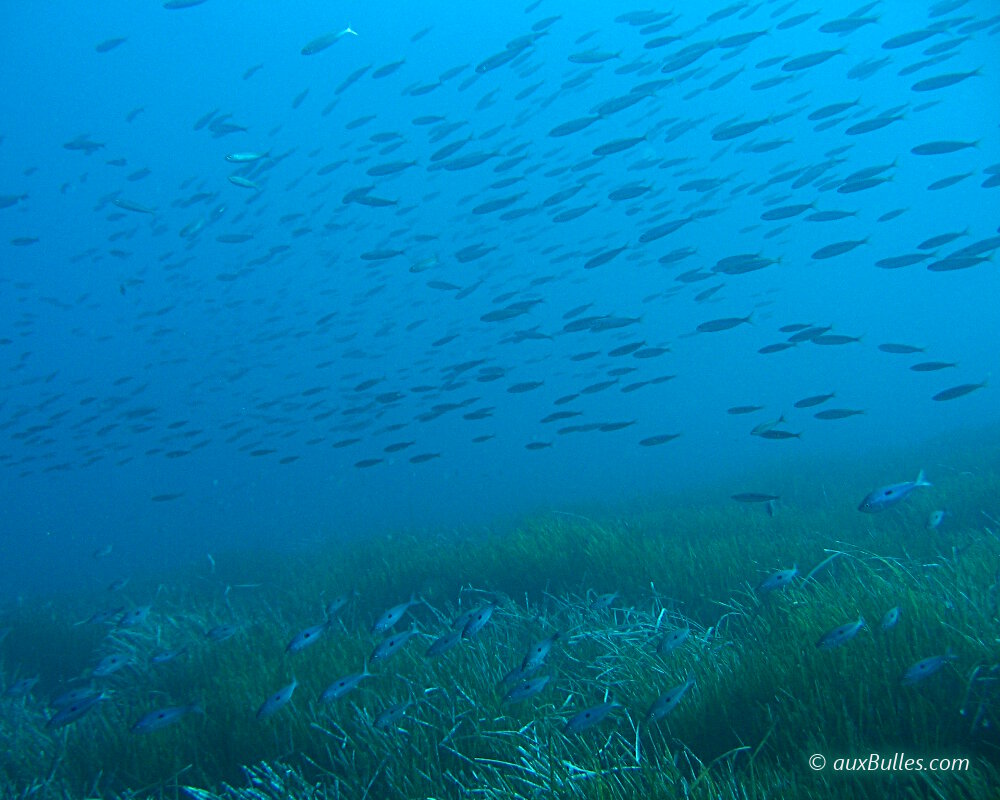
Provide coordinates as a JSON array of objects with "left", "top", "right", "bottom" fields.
[
  {"left": 901, "top": 652, "right": 956, "bottom": 686},
  {"left": 503, "top": 675, "right": 550, "bottom": 704},
  {"left": 816, "top": 616, "right": 866, "bottom": 649},
  {"left": 758, "top": 565, "right": 798, "bottom": 592},
  {"left": 522, "top": 632, "right": 560, "bottom": 672},
  {"left": 589, "top": 591, "right": 618, "bottom": 610},
  {"left": 286, "top": 621, "right": 328, "bottom": 653},
  {"left": 228, "top": 175, "right": 259, "bottom": 190},
  {"left": 932, "top": 381, "right": 987, "bottom": 402},
  {"left": 371, "top": 627, "right": 420, "bottom": 662},
  {"left": 256, "top": 679, "right": 297, "bottom": 720},
  {"left": 425, "top": 629, "right": 463, "bottom": 658},
  {"left": 657, "top": 625, "right": 690, "bottom": 656},
  {"left": 4, "top": 676, "right": 39, "bottom": 696},
  {"left": 46, "top": 691, "right": 109, "bottom": 728},
  {"left": 206, "top": 624, "right": 240, "bottom": 642},
  {"left": 645, "top": 673, "right": 696, "bottom": 722},
  {"left": 118, "top": 605, "right": 151, "bottom": 628},
  {"left": 325, "top": 590, "right": 356, "bottom": 617},
  {"left": 374, "top": 699, "right": 412, "bottom": 730},
  {"left": 151, "top": 646, "right": 188, "bottom": 665},
  {"left": 858, "top": 470, "right": 931, "bottom": 512},
  {"left": 372, "top": 593, "right": 419, "bottom": 634},
  {"left": 732, "top": 492, "right": 780, "bottom": 503},
  {"left": 564, "top": 700, "right": 621, "bottom": 734},
  {"left": 225, "top": 152, "right": 268, "bottom": 163},
  {"left": 93, "top": 653, "right": 130, "bottom": 676},
  {"left": 881, "top": 606, "right": 901, "bottom": 631},
  {"left": 51, "top": 686, "right": 102, "bottom": 708},
  {"left": 462, "top": 601, "right": 498, "bottom": 638},
  {"left": 131, "top": 703, "right": 203, "bottom": 733},
  {"left": 321, "top": 662, "right": 373, "bottom": 702},
  {"left": 927, "top": 509, "right": 948, "bottom": 530}
]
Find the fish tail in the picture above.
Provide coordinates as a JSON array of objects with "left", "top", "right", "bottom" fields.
[{"left": 915, "top": 469, "right": 932, "bottom": 487}]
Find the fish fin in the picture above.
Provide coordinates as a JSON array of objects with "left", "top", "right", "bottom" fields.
[{"left": 915, "top": 469, "right": 932, "bottom": 487}]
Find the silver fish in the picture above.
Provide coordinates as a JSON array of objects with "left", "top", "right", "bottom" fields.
[
  {"left": 646, "top": 673, "right": 696, "bottom": 722},
  {"left": 657, "top": 625, "right": 690, "bottom": 656},
  {"left": 816, "top": 617, "right": 866, "bottom": 649},
  {"left": 902, "top": 653, "right": 956, "bottom": 686},
  {"left": 522, "top": 632, "right": 560, "bottom": 672},
  {"left": 503, "top": 674, "right": 550, "bottom": 705},
  {"left": 93, "top": 653, "right": 130, "bottom": 676},
  {"left": 858, "top": 470, "right": 931, "bottom": 512},
  {"left": 425, "top": 628, "right": 463, "bottom": 658},
  {"left": 118, "top": 605, "right": 151, "bottom": 628},
  {"left": 589, "top": 591, "right": 619, "bottom": 610},
  {"left": 325, "top": 591, "right": 355, "bottom": 617},
  {"left": 374, "top": 700, "right": 412, "bottom": 730},
  {"left": 131, "top": 703, "right": 203, "bottom": 734},
  {"left": 881, "top": 606, "right": 901, "bottom": 631},
  {"left": 927, "top": 509, "right": 947, "bottom": 530},
  {"left": 564, "top": 700, "right": 621, "bottom": 734},
  {"left": 4, "top": 676, "right": 39, "bottom": 696},
  {"left": 758, "top": 566, "right": 798, "bottom": 592},
  {"left": 321, "top": 662, "right": 373, "bottom": 702},
  {"left": 151, "top": 646, "right": 188, "bottom": 665},
  {"left": 206, "top": 624, "right": 240, "bottom": 642},
  {"left": 462, "top": 602, "right": 497, "bottom": 638},
  {"left": 286, "top": 622, "right": 328, "bottom": 653},
  {"left": 372, "top": 593, "right": 419, "bottom": 634},
  {"left": 371, "top": 627, "right": 420, "bottom": 662},
  {"left": 51, "top": 686, "right": 102, "bottom": 708},
  {"left": 225, "top": 152, "right": 268, "bottom": 163},
  {"left": 46, "top": 691, "right": 109, "bottom": 728},
  {"left": 256, "top": 679, "right": 297, "bottom": 720}
]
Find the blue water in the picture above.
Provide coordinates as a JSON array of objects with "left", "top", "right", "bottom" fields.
[{"left": 1, "top": 0, "right": 998, "bottom": 599}]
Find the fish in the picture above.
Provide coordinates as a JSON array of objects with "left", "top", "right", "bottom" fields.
[
  {"left": 881, "top": 606, "right": 901, "bottom": 631},
  {"left": 46, "top": 691, "right": 109, "bottom": 728},
  {"left": 256, "top": 679, "right": 297, "bottom": 719},
  {"left": 462, "top": 601, "right": 498, "bottom": 638},
  {"left": 286, "top": 621, "right": 329, "bottom": 653},
  {"left": 371, "top": 627, "right": 421, "bottom": 662},
  {"left": 858, "top": 470, "right": 932, "bottom": 512},
  {"left": 927, "top": 509, "right": 947, "bottom": 530},
  {"left": 645, "top": 673, "right": 696, "bottom": 722},
  {"left": 301, "top": 27, "right": 357, "bottom": 56},
  {"left": 732, "top": 492, "right": 780, "bottom": 503},
  {"left": 4, "top": 676, "right": 39, "bottom": 696},
  {"left": 901, "top": 652, "right": 956, "bottom": 686},
  {"left": 758, "top": 566, "right": 798, "bottom": 592},
  {"left": 131, "top": 703, "right": 203, "bottom": 733},
  {"left": 372, "top": 593, "right": 419, "bottom": 634},
  {"left": 589, "top": 591, "right": 618, "bottom": 610},
  {"left": 697, "top": 315, "right": 752, "bottom": 333},
  {"left": 521, "top": 632, "right": 560, "bottom": 672},
  {"left": 816, "top": 617, "right": 866, "bottom": 649},
  {"left": 321, "top": 662, "right": 373, "bottom": 702},
  {"left": 425, "top": 628, "right": 464, "bottom": 658},
  {"left": 374, "top": 700, "right": 413, "bottom": 730},
  {"left": 225, "top": 152, "right": 268, "bottom": 163},
  {"left": 564, "top": 700, "right": 621, "bottom": 734},
  {"left": 93, "top": 653, "right": 130, "bottom": 676},
  {"left": 118, "top": 605, "right": 151, "bottom": 628},
  {"left": 206, "top": 623, "right": 240, "bottom": 642},
  {"left": 503, "top": 675, "right": 551, "bottom": 704},
  {"left": 657, "top": 625, "right": 690, "bottom": 656},
  {"left": 794, "top": 393, "right": 835, "bottom": 408},
  {"left": 932, "top": 381, "right": 987, "bottom": 402}
]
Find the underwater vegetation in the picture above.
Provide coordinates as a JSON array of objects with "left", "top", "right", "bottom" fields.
[{"left": 2, "top": 449, "right": 1000, "bottom": 799}]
